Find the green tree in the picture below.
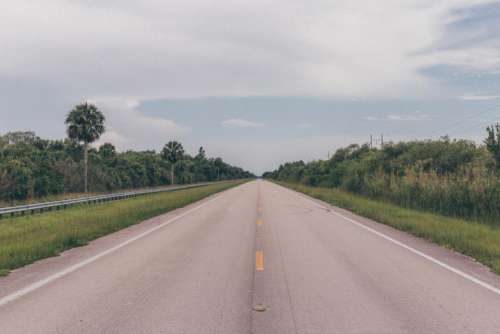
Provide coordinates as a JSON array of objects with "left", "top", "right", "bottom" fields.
[
  {"left": 2, "top": 160, "right": 31, "bottom": 200},
  {"left": 99, "top": 143, "right": 117, "bottom": 162},
  {"left": 485, "top": 123, "right": 500, "bottom": 170},
  {"left": 161, "top": 141, "right": 185, "bottom": 185},
  {"left": 0, "top": 130, "right": 252, "bottom": 201},
  {"left": 196, "top": 146, "right": 206, "bottom": 160},
  {"left": 65, "top": 102, "right": 106, "bottom": 192}
]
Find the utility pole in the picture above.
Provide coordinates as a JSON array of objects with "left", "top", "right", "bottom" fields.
[
  {"left": 370, "top": 135, "right": 373, "bottom": 149},
  {"left": 381, "top": 133, "right": 384, "bottom": 149}
]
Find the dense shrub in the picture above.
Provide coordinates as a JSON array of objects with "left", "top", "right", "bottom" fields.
[
  {"left": 0, "top": 131, "right": 253, "bottom": 202},
  {"left": 264, "top": 136, "right": 500, "bottom": 224}
]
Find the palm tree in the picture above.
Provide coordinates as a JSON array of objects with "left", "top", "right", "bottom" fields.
[
  {"left": 162, "top": 141, "right": 185, "bottom": 185},
  {"left": 65, "top": 102, "right": 105, "bottom": 193}
]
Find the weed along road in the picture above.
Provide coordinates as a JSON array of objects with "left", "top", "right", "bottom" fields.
[{"left": 1, "top": 181, "right": 500, "bottom": 333}]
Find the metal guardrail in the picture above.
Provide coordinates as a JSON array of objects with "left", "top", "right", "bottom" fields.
[{"left": 0, "top": 183, "right": 212, "bottom": 219}]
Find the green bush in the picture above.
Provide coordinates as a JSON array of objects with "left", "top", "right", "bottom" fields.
[
  {"left": 265, "top": 137, "right": 500, "bottom": 225},
  {"left": 0, "top": 131, "right": 254, "bottom": 202}
]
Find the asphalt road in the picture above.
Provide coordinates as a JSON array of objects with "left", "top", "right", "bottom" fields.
[{"left": 1, "top": 180, "right": 500, "bottom": 333}]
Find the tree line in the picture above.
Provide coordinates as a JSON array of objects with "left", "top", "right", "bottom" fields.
[
  {"left": 264, "top": 126, "right": 500, "bottom": 224},
  {"left": 0, "top": 103, "right": 253, "bottom": 202}
]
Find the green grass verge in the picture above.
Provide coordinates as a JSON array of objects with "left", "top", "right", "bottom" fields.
[
  {"left": 0, "top": 183, "right": 212, "bottom": 208},
  {"left": 277, "top": 181, "right": 500, "bottom": 275},
  {"left": 0, "top": 180, "right": 246, "bottom": 275},
  {"left": 0, "top": 192, "right": 100, "bottom": 208}
]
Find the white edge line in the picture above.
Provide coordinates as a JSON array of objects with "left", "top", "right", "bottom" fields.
[
  {"left": 280, "top": 184, "right": 500, "bottom": 297},
  {"left": 0, "top": 192, "right": 226, "bottom": 307}
]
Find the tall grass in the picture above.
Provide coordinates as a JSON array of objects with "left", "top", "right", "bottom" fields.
[
  {"left": 357, "top": 168, "right": 500, "bottom": 224},
  {"left": 0, "top": 181, "right": 244, "bottom": 276},
  {"left": 279, "top": 182, "right": 500, "bottom": 275},
  {"left": 268, "top": 139, "right": 500, "bottom": 225}
]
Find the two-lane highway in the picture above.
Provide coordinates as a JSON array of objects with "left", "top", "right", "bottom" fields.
[{"left": 1, "top": 181, "right": 500, "bottom": 333}]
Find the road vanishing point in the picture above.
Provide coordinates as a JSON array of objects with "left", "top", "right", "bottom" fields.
[{"left": 1, "top": 180, "right": 500, "bottom": 333}]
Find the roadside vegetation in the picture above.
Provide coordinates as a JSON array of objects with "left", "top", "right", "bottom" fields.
[
  {"left": 264, "top": 125, "right": 500, "bottom": 225},
  {"left": 0, "top": 180, "right": 245, "bottom": 276},
  {"left": 0, "top": 103, "right": 253, "bottom": 205},
  {"left": 276, "top": 182, "right": 500, "bottom": 275}
]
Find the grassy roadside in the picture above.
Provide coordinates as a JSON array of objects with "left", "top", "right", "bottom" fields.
[
  {"left": 0, "top": 180, "right": 246, "bottom": 276},
  {"left": 0, "top": 183, "right": 209, "bottom": 208},
  {"left": 276, "top": 181, "right": 500, "bottom": 275}
]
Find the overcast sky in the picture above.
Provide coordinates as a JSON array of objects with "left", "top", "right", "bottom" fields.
[{"left": 1, "top": 0, "right": 500, "bottom": 174}]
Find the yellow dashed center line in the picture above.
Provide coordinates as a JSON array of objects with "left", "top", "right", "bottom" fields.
[{"left": 256, "top": 251, "right": 264, "bottom": 271}]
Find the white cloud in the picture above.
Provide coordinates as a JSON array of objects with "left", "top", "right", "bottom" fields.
[
  {"left": 221, "top": 118, "right": 264, "bottom": 128},
  {"left": 0, "top": 0, "right": 498, "bottom": 101},
  {"left": 95, "top": 128, "right": 127, "bottom": 148},
  {"left": 94, "top": 98, "right": 190, "bottom": 151},
  {"left": 386, "top": 112, "right": 432, "bottom": 121},
  {"left": 363, "top": 112, "right": 432, "bottom": 121},
  {"left": 430, "top": 46, "right": 500, "bottom": 73},
  {"left": 460, "top": 94, "right": 500, "bottom": 101}
]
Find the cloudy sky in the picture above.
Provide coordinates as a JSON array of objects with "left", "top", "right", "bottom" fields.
[{"left": 1, "top": 0, "right": 500, "bottom": 174}]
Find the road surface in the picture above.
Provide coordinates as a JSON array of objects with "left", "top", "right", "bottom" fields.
[{"left": 1, "top": 180, "right": 500, "bottom": 333}]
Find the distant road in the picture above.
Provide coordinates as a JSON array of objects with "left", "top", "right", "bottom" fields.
[{"left": 1, "top": 181, "right": 500, "bottom": 333}]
